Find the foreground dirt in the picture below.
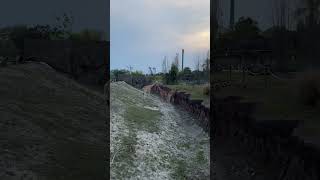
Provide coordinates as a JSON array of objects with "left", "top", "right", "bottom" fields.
[{"left": 0, "top": 62, "right": 107, "bottom": 179}]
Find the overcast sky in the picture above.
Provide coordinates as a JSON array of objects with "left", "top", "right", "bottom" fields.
[
  {"left": 0, "top": 0, "right": 109, "bottom": 40},
  {"left": 110, "top": 0, "right": 210, "bottom": 72}
]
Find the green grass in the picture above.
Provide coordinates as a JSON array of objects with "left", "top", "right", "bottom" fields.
[
  {"left": 167, "top": 84, "right": 209, "bottom": 101},
  {"left": 111, "top": 106, "right": 160, "bottom": 179},
  {"left": 151, "top": 75, "right": 163, "bottom": 83},
  {"left": 170, "top": 159, "right": 188, "bottom": 180},
  {"left": 195, "top": 150, "right": 206, "bottom": 165},
  {"left": 111, "top": 97, "right": 162, "bottom": 178},
  {"left": 125, "top": 105, "right": 161, "bottom": 133}
]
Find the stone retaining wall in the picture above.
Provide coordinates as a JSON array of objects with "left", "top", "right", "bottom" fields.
[
  {"left": 214, "top": 96, "right": 320, "bottom": 180},
  {"left": 149, "top": 84, "right": 209, "bottom": 132}
]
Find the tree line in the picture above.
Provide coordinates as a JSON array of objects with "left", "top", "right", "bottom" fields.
[
  {"left": 161, "top": 50, "right": 210, "bottom": 85},
  {"left": 110, "top": 49, "right": 210, "bottom": 85},
  {"left": 214, "top": 0, "right": 320, "bottom": 72},
  {"left": 0, "top": 13, "right": 106, "bottom": 57}
]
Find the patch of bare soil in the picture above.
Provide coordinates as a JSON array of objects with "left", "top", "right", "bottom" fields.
[{"left": 0, "top": 62, "right": 107, "bottom": 179}]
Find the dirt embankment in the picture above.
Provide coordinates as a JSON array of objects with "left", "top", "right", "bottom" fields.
[
  {"left": 0, "top": 62, "right": 107, "bottom": 179},
  {"left": 146, "top": 84, "right": 210, "bottom": 132}
]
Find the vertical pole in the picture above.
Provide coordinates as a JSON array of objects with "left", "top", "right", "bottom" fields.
[{"left": 182, "top": 49, "right": 184, "bottom": 71}]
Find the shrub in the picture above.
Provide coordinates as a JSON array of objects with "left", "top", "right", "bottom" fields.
[
  {"left": 298, "top": 71, "right": 320, "bottom": 107},
  {"left": 163, "top": 64, "right": 179, "bottom": 85}
]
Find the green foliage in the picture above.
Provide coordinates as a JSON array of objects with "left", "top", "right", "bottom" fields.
[
  {"left": 110, "top": 69, "right": 130, "bottom": 80},
  {"left": 130, "top": 70, "right": 144, "bottom": 77},
  {"left": 233, "top": 17, "right": 260, "bottom": 39},
  {"left": 70, "top": 29, "right": 103, "bottom": 42},
  {"left": 0, "top": 12, "right": 77, "bottom": 53},
  {"left": 178, "top": 67, "right": 193, "bottom": 81},
  {"left": 215, "top": 17, "right": 261, "bottom": 53},
  {"left": 182, "top": 67, "right": 192, "bottom": 75},
  {"left": 165, "top": 64, "right": 179, "bottom": 84},
  {"left": 218, "top": 17, "right": 260, "bottom": 43},
  {"left": 151, "top": 75, "right": 163, "bottom": 83}
]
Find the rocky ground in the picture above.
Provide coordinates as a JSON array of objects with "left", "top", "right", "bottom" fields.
[
  {"left": 110, "top": 81, "right": 209, "bottom": 179},
  {"left": 0, "top": 62, "right": 107, "bottom": 179}
]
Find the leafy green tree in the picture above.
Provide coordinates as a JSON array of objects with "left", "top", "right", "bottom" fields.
[
  {"left": 179, "top": 67, "right": 193, "bottom": 81},
  {"left": 168, "top": 64, "right": 179, "bottom": 84},
  {"left": 182, "top": 67, "right": 192, "bottom": 75},
  {"left": 233, "top": 17, "right": 260, "bottom": 40},
  {"left": 216, "top": 17, "right": 261, "bottom": 50}
]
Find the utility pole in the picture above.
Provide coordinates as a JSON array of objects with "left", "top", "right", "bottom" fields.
[
  {"left": 230, "top": 0, "right": 235, "bottom": 29},
  {"left": 181, "top": 49, "right": 184, "bottom": 71}
]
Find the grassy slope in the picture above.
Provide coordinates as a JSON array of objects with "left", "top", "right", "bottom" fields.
[
  {"left": 111, "top": 82, "right": 209, "bottom": 179},
  {"left": 0, "top": 62, "right": 107, "bottom": 179},
  {"left": 110, "top": 82, "right": 162, "bottom": 178}
]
